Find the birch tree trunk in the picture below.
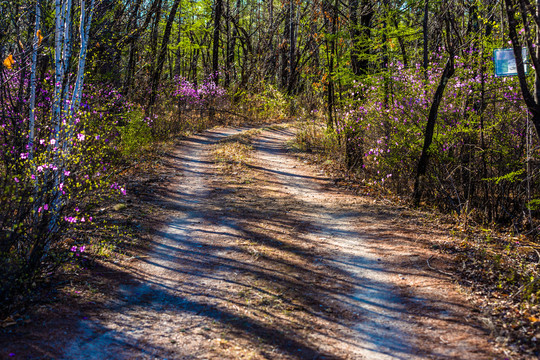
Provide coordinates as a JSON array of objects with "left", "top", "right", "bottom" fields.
[{"left": 28, "top": 0, "right": 41, "bottom": 159}]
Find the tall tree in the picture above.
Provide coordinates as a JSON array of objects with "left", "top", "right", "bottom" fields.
[
  {"left": 413, "top": 8, "right": 457, "bottom": 205},
  {"left": 213, "top": 0, "right": 223, "bottom": 81},
  {"left": 148, "top": 0, "right": 182, "bottom": 113},
  {"left": 505, "top": 0, "right": 540, "bottom": 138}
]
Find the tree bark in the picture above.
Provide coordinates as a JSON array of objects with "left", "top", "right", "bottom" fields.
[
  {"left": 506, "top": 0, "right": 540, "bottom": 137},
  {"left": 360, "top": 1, "right": 374, "bottom": 76},
  {"left": 28, "top": 0, "right": 41, "bottom": 158},
  {"left": 413, "top": 55, "right": 455, "bottom": 205},
  {"left": 287, "top": 0, "right": 297, "bottom": 94},
  {"left": 212, "top": 0, "right": 223, "bottom": 81},
  {"left": 147, "top": 0, "right": 181, "bottom": 114},
  {"left": 281, "top": 1, "right": 291, "bottom": 89},
  {"left": 324, "top": 0, "right": 337, "bottom": 130},
  {"left": 422, "top": 0, "right": 429, "bottom": 80},
  {"left": 350, "top": 0, "right": 360, "bottom": 75}
]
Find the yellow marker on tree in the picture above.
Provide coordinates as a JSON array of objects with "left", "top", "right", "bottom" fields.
[
  {"left": 3, "top": 54, "right": 14, "bottom": 69},
  {"left": 37, "top": 30, "right": 43, "bottom": 45}
]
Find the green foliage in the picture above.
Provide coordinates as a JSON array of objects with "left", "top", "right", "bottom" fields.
[
  {"left": 527, "top": 199, "right": 540, "bottom": 211},
  {"left": 236, "top": 82, "right": 291, "bottom": 121},
  {"left": 117, "top": 109, "right": 154, "bottom": 157},
  {"left": 483, "top": 169, "right": 526, "bottom": 185}
]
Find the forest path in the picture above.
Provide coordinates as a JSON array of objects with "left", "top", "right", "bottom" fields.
[{"left": 55, "top": 124, "right": 504, "bottom": 359}]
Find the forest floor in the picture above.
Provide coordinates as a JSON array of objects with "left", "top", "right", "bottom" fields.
[{"left": 0, "top": 123, "right": 527, "bottom": 359}]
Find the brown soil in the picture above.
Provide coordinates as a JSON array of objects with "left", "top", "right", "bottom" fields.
[{"left": 0, "top": 124, "right": 521, "bottom": 359}]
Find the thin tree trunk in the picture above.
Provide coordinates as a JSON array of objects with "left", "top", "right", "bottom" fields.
[
  {"left": 413, "top": 55, "right": 455, "bottom": 205},
  {"left": 150, "top": 0, "right": 163, "bottom": 59},
  {"left": 174, "top": 2, "right": 182, "bottom": 75},
  {"left": 422, "top": 0, "right": 429, "bottom": 80},
  {"left": 506, "top": 0, "right": 540, "bottom": 137},
  {"left": 350, "top": 0, "right": 373, "bottom": 77},
  {"left": 212, "top": 0, "right": 223, "bottom": 80},
  {"left": 225, "top": 0, "right": 231, "bottom": 87},
  {"left": 28, "top": 0, "right": 41, "bottom": 159},
  {"left": 391, "top": 14, "right": 408, "bottom": 67},
  {"left": 349, "top": 0, "right": 361, "bottom": 75},
  {"left": 147, "top": 0, "right": 181, "bottom": 114},
  {"left": 265, "top": 0, "right": 276, "bottom": 82},
  {"left": 287, "top": 0, "right": 297, "bottom": 94},
  {"left": 281, "top": 1, "right": 291, "bottom": 89},
  {"left": 209, "top": 0, "right": 223, "bottom": 121},
  {"left": 324, "top": 0, "right": 337, "bottom": 130}
]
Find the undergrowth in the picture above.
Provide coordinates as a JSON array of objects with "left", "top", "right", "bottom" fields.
[{"left": 292, "top": 116, "right": 540, "bottom": 357}]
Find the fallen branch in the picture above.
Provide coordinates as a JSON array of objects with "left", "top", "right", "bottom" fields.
[
  {"left": 511, "top": 276, "right": 540, "bottom": 299},
  {"left": 427, "top": 255, "right": 455, "bottom": 277}
]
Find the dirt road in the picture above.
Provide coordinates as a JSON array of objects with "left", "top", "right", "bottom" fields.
[{"left": 3, "top": 125, "right": 509, "bottom": 359}]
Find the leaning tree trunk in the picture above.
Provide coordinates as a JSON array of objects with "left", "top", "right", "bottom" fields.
[
  {"left": 413, "top": 55, "right": 455, "bottom": 205},
  {"left": 505, "top": 0, "right": 540, "bottom": 138}
]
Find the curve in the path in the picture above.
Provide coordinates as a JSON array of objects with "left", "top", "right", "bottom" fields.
[
  {"left": 62, "top": 127, "right": 249, "bottom": 360},
  {"left": 59, "top": 125, "right": 503, "bottom": 360},
  {"left": 253, "top": 128, "right": 415, "bottom": 360}
]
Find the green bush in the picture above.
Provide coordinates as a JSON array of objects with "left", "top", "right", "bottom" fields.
[{"left": 118, "top": 109, "right": 154, "bottom": 157}]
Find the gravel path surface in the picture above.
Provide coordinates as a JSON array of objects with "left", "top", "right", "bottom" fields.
[{"left": 20, "top": 124, "right": 505, "bottom": 359}]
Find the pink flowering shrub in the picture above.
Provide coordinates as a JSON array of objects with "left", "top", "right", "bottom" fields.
[
  {"left": 143, "top": 74, "right": 230, "bottom": 138},
  {"left": 334, "top": 51, "right": 538, "bottom": 222},
  {"left": 173, "top": 75, "right": 227, "bottom": 108},
  {"left": 0, "top": 70, "right": 129, "bottom": 311}
]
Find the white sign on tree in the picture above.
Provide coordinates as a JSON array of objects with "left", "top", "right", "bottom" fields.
[{"left": 493, "top": 48, "right": 529, "bottom": 77}]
